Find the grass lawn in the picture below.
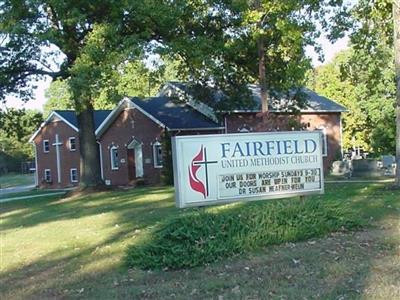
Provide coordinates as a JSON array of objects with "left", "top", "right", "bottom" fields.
[
  {"left": 1, "top": 183, "right": 399, "bottom": 299},
  {"left": 0, "top": 172, "right": 35, "bottom": 189}
]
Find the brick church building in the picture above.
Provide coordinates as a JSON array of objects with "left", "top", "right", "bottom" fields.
[{"left": 29, "top": 82, "right": 346, "bottom": 188}]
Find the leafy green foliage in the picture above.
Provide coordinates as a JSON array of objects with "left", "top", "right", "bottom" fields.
[
  {"left": 169, "top": 0, "right": 351, "bottom": 109},
  {"left": 310, "top": 49, "right": 395, "bottom": 155},
  {"left": 0, "top": 108, "right": 43, "bottom": 141},
  {"left": 43, "top": 80, "right": 74, "bottom": 117},
  {"left": 0, "top": 0, "right": 190, "bottom": 185},
  {"left": 0, "top": 0, "right": 355, "bottom": 185},
  {"left": 0, "top": 109, "right": 43, "bottom": 172},
  {"left": 125, "top": 199, "right": 363, "bottom": 270},
  {"left": 43, "top": 59, "right": 183, "bottom": 115},
  {"left": 308, "top": 0, "right": 396, "bottom": 156}
]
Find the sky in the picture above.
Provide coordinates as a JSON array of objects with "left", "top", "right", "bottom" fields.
[{"left": 2, "top": 35, "right": 349, "bottom": 112}]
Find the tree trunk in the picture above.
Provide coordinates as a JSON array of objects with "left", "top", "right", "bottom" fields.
[
  {"left": 258, "top": 34, "right": 269, "bottom": 113},
  {"left": 76, "top": 107, "right": 103, "bottom": 188},
  {"left": 394, "top": 0, "right": 400, "bottom": 186}
]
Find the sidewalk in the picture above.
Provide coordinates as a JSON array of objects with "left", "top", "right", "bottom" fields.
[
  {"left": 0, "top": 191, "right": 67, "bottom": 203},
  {"left": 0, "top": 184, "right": 36, "bottom": 196}
]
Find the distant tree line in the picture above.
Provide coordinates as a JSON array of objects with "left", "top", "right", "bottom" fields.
[
  {"left": 0, "top": 109, "right": 43, "bottom": 174},
  {"left": 308, "top": 0, "right": 396, "bottom": 157}
]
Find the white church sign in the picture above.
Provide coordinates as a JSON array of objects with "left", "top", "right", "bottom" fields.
[{"left": 172, "top": 131, "right": 324, "bottom": 208}]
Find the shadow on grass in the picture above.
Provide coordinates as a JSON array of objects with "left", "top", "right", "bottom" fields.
[
  {"left": 0, "top": 187, "right": 177, "bottom": 232},
  {"left": 1, "top": 183, "right": 399, "bottom": 299}
]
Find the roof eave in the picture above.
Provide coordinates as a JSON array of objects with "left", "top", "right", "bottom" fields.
[
  {"left": 28, "top": 111, "right": 78, "bottom": 143},
  {"left": 219, "top": 108, "right": 347, "bottom": 114},
  {"left": 95, "top": 98, "right": 134, "bottom": 138},
  {"left": 168, "top": 126, "right": 225, "bottom": 131},
  {"left": 129, "top": 99, "right": 167, "bottom": 129},
  {"left": 96, "top": 97, "right": 168, "bottom": 139}
]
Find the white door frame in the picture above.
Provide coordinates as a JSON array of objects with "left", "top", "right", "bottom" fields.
[{"left": 127, "top": 139, "right": 143, "bottom": 178}]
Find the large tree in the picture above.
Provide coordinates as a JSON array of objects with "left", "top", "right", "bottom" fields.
[
  {"left": 348, "top": 0, "right": 398, "bottom": 184},
  {"left": 0, "top": 1, "right": 191, "bottom": 187},
  {"left": 43, "top": 58, "right": 182, "bottom": 116},
  {"left": 1, "top": 0, "right": 350, "bottom": 188},
  {"left": 170, "top": 0, "right": 351, "bottom": 112},
  {"left": 309, "top": 48, "right": 396, "bottom": 155},
  {"left": 394, "top": 0, "right": 400, "bottom": 186}
]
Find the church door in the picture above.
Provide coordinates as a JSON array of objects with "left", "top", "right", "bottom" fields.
[
  {"left": 127, "top": 149, "right": 136, "bottom": 181},
  {"left": 127, "top": 138, "right": 144, "bottom": 181}
]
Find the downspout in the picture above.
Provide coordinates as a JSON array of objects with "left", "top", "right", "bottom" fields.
[
  {"left": 97, "top": 141, "right": 104, "bottom": 180},
  {"left": 32, "top": 142, "right": 39, "bottom": 186},
  {"left": 339, "top": 114, "right": 344, "bottom": 159}
]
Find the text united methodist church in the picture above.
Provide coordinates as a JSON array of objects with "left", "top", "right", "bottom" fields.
[{"left": 29, "top": 82, "right": 347, "bottom": 188}]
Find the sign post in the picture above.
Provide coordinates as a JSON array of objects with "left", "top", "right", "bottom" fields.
[{"left": 172, "top": 131, "right": 324, "bottom": 208}]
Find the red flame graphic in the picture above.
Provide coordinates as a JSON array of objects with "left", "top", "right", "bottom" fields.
[{"left": 188, "top": 146, "right": 206, "bottom": 198}]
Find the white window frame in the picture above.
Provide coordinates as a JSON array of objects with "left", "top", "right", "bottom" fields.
[
  {"left": 69, "top": 137, "right": 76, "bottom": 151},
  {"left": 43, "top": 140, "right": 50, "bottom": 153},
  {"left": 44, "top": 169, "right": 51, "bottom": 182},
  {"left": 110, "top": 146, "right": 119, "bottom": 170},
  {"left": 70, "top": 168, "right": 78, "bottom": 182},
  {"left": 153, "top": 141, "right": 163, "bottom": 168},
  {"left": 318, "top": 127, "right": 328, "bottom": 157}
]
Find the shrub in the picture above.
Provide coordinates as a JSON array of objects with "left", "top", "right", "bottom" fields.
[{"left": 125, "top": 198, "right": 363, "bottom": 270}]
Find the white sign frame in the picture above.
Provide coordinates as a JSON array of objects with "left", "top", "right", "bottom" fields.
[{"left": 172, "top": 131, "right": 324, "bottom": 208}]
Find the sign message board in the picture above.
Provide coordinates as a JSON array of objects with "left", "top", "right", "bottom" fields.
[{"left": 172, "top": 131, "right": 324, "bottom": 208}]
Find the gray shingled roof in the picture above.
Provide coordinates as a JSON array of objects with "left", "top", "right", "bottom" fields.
[
  {"left": 55, "top": 110, "right": 112, "bottom": 130},
  {"left": 247, "top": 84, "right": 347, "bottom": 113},
  {"left": 131, "top": 97, "right": 224, "bottom": 130},
  {"left": 163, "top": 82, "right": 347, "bottom": 113}
]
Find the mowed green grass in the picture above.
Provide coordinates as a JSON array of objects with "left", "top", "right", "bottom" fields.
[
  {"left": 1, "top": 183, "right": 399, "bottom": 299},
  {"left": 0, "top": 172, "right": 35, "bottom": 188}
]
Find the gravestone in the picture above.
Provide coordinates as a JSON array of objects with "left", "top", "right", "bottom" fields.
[
  {"left": 331, "top": 161, "right": 351, "bottom": 177},
  {"left": 352, "top": 159, "right": 381, "bottom": 177},
  {"left": 382, "top": 155, "right": 395, "bottom": 175}
]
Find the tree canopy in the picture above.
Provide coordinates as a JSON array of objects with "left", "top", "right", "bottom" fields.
[
  {"left": 308, "top": 0, "right": 398, "bottom": 160},
  {"left": 43, "top": 58, "right": 182, "bottom": 116},
  {"left": 309, "top": 47, "right": 396, "bottom": 156},
  {"left": 0, "top": 0, "right": 353, "bottom": 187},
  {"left": 1, "top": 0, "right": 188, "bottom": 186}
]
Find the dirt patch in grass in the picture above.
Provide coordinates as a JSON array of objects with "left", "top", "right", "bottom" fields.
[{"left": 109, "top": 224, "right": 400, "bottom": 300}]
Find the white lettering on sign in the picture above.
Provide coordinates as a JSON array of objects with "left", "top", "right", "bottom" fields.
[
  {"left": 172, "top": 131, "right": 324, "bottom": 208},
  {"left": 218, "top": 168, "right": 321, "bottom": 199}
]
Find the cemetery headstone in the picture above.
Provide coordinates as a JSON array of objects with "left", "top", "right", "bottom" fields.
[
  {"left": 331, "top": 160, "right": 351, "bottom": 178},
  {"left": 352, "top": 159, "right": 381, "bottom": 177}
]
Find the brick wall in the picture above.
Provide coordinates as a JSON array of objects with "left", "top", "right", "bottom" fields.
[
  {"left": 99, "top": 108, "right": 164, "bottom": 186},
  {"left": 32, "top": 110, "right": 342, "bottom": 188},
  {"left": 33, "top": 121, "right": 80, "bottom": 189},
  {"left": 224, "top": 112, "right": 342, "bottom": 171},
  {"left": 300, "top": 113, "right": 342, "bottom": 171}
]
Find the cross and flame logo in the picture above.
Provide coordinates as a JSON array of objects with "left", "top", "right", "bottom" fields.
[{"left": 188, "top": 145, "right": 217, "bottom": 198}]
